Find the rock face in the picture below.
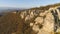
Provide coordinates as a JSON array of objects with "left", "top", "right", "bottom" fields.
[
  {"left": 16, "top": 6, "right": 60, "bottom": 34},
  {"left": 0, "top": 4, "right": 60, "bottom": 34},
  {"left": 28, "top": 9, "right": 55, "bottom": 34}
]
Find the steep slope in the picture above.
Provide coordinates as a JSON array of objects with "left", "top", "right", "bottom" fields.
[{"left": 0, "top": 3, "right": 60, "bottom": 34}]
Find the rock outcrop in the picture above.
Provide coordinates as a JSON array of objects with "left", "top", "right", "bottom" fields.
[
  {"left": 0, "top": 3, "right": 60, "bottom": 34},
  {"left": 16, "top": 6, "right": 60, "bottom": 34}
]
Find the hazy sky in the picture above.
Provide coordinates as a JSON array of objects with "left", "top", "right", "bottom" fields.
[{"left": 0, "top": 0, "right": 60, "bottom": 8}]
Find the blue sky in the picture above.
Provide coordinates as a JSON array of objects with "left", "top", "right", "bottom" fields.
[{"left": 0, "top": 0, "right": 60, "bottom": 8}]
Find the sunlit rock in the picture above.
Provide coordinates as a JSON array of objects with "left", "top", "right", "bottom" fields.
[
  {"left": 42, "top": 12, "right": 54, "bottom": 32},
  {"left": 20, "top": 11, "right": 26, "bottom": 19},
  {"left": 30, "top": 11, "right": 34, "bottom": 18},
  {"left": 25, "top": 15, "right": 30, "bottom": 21},
  {"left": 39, "top": 11, "right": 48, "bottom": 17},
  {"left": 35, "top": 17, "right": 43, "bottom": 24},
  {"left": 30, "top": 23, "right": 34, "bottom": 26}
]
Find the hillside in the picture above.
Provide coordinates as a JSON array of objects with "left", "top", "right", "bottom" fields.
[{"left": 0, "top": 3, "right": 60, "bottom": 34}]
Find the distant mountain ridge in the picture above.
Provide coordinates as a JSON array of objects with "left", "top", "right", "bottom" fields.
[{"left": 0, "top": 7, "right": 25, "bottom": 12}]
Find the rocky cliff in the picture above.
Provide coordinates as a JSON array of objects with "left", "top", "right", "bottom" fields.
[{"left": 0, "top": 3, "right": 60, "bottom": 34}]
